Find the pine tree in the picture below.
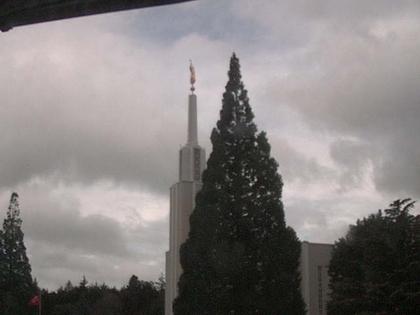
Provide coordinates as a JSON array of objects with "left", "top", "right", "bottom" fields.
[
  {"left": 121, "top": 275, "right": 161, "bottom": 315},
  {"left": 0, "top": 192, "right": 35, "bottom": 315},
  {"left": 174, "top": 54, "right": 305, "bottom": 315}
]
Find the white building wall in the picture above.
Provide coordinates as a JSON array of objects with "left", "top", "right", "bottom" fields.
[
  {"left": 300, "top": 242, "right": 333, "bottom": 315},
  {"left": 165, "top": 93, "right": 206, "bottom": 315}
]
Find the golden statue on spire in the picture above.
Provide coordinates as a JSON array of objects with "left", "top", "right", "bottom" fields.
[{"left": 189, "top": 60, "right": 196, "bottom": 93}]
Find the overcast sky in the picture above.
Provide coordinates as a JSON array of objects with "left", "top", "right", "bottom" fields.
[{"left": 1, "top": 0, "right": 420, "bottom": 290}]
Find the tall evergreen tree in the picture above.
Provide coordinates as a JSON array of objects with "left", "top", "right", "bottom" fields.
[
  {"left": 174, "top": 54, "right": 304, "bottom": 315},
  {"left": 328, "top": 198, "right": 420, "bottom": 315},
  {"left": 0, "top": 192, "right": 35, "bottom": 315}
]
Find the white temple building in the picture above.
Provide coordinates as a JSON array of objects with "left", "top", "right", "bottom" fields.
[
  {"left": 164, "top": 64, "right": 206, "bottom": 315},
  {"left": 300, "top": 241, "right": 333, "bottom": 315}
]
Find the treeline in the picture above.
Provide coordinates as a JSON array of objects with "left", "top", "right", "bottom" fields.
[{"left": 41, "top": 275, "right": 164, "bottom": 315}]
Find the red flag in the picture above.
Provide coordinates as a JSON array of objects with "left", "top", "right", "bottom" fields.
[{"left": 29, "top": 295, "right": 40, "bottom": 306}]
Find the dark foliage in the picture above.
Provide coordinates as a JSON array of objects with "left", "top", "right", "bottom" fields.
[
  {"left": 121, "top": 275, "right": 164, "bottom": 315},
  {"left": 43, "top": 275, "right": 165, "bottom": 315},
  {"left": 328, "top": 198, "right": 420, "bottom": 315},
  {"left": 0, "top": 192, "right": 36, "bottom": 315},
  {"left": 174, "top": 54, "right": 305, "bottom": 315}
]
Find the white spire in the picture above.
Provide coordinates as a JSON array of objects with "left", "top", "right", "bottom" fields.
[
  {"left": 187, "top": 94, "right": 198, "bottom": 145},
  {"left": 187, "top": 61, "right": 198, "bottom": 145},
  {"left": 165, "top": 61, "right": 206, "bottom": 315}
]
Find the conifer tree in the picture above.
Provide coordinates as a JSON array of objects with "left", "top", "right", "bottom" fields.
[
  {"left": 174, "top": 54, "right": 305, "bottom": 315},
  {"left": 328, "top": 198, "right": 420, "bottom": 315},
  {"left": 0, "top": 192, "right": 34, "bottom": 315}
]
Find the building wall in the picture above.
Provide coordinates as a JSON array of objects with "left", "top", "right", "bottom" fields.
[
  {"left": 300, "top": 241, "right": 333, "bottom": 315},
  {"left": 165, "top": 92, "right": 206, "bottom": 315}
]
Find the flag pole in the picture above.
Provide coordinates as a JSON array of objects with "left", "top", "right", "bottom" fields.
[{"left": 39, "top": 291, "right": 42, "bottom": 315}]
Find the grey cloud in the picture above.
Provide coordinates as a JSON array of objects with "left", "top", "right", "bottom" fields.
[
  {"left": 29, "top": 243, "right": 99, "bottom": 273},
  {"left": 235, "top": 1, "right": 420, "bottom": 34},
  {"left": 260, "top": 2, "right": 420, "bottom": 197},
  {"left": 112, "top": 0, "right": 265, "bottom": 46},
  {"left": 1, "top": 184, "right": 168, "bottom": 289},
  {"left": 0, "top": 41, "right": 178, "bottom": 194},
  {"left": 20, "top": 192, "right": 130, "bottom": 257},
  {"left": 270, "top": 137, "right": 334, "bottom": 183},
  {"left": 284, "top": 195, "right": 387, "bottom": 244},
  {"left": 124, "top": 220, "right": 168, "bottom": 274},
  {"left": 0, "top": 13, "right": 233, "bottom": 290},
  {"left": 0, "top": 21, "right": 233, "bottom": 195},
  {"left": 373, "top": 141, "right": 420, "bottom": 197},
  {"left": 28, "top": 240, "right": 161, "bottom": 290},
  {"left": 285, "top": 201, "right": 334, "bottom": 243},
  {"left": 330, "top": 139, "right": 371, "bottom": 190}
]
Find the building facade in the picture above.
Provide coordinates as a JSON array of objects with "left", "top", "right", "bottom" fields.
[
  {"left": 164, "top": 91, "right": 206, "bottom": 315},
  {"left": 300, "top": 241, "right": 333, "bottom": 315}
]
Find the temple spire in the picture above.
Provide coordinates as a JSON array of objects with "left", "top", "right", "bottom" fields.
[
  {"left": 165, "top": 60, "right": 206, "bottom": 315},
  {"left": 187, "top": 61, "right": 198, "bottom": 145}
]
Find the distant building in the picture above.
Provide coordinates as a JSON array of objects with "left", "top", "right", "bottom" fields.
[{"left": 300, "top": 241, "right": 333, "bottom": 315}]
